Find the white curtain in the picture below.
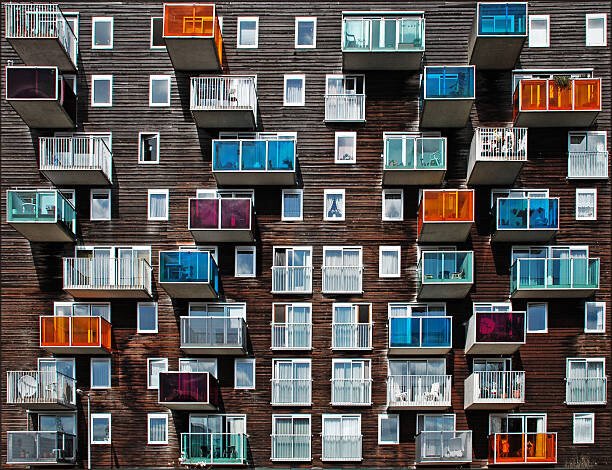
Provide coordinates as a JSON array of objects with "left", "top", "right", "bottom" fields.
[
  {"left": 325, "top": 249, "right": 343, "bottom": 267},
  {"left": 149, "top": 360, "right": 167, "bottom": 388},
  {"left": 149, "top": 417, "right": 167, "bottom": 442},
  {"left": 381, "top": 249, "right": 399, "bottom": 276},
  {"left": 384, "top": 193, "right": 402, "bottom": 219},
  {"left": 344, "top": 249, "right": 360, "bottom": 267},
  {"left": 576, "top": 191, "right": 595, "bottom": 219},
  {"left": 149, "top": 193, "right": 167, "bottom": 219},
  {"left": 285, "top": 78, "right": 303, "bottom": 105},
  {"left": 574, "top": 415, "right": 594, "bottom": 443}
]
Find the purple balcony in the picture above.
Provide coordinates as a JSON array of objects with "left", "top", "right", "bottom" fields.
[
  {"left": 158, "top": 372, "right": 219, "bottom": 410},
  {"left": 189, "top": 197, "right": 253, "bottom": 242},
  {"left": 465, "top": 311, "right": 526, "bottom": 354}
]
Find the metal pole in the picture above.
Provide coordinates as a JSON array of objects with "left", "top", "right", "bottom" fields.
[{"left": 87, "top": 394, "right": 91, "bottom": 470}]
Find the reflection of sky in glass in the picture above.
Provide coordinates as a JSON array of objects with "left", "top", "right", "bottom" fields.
[
  {"left": 236, "top": 361, "right": 254, "bottom": 387},
  {"left": 297, "top": 21, "right": 314, "bottom": 46},
  {"left": 93, "top": 417, "right": 110, "bottom": 442}
]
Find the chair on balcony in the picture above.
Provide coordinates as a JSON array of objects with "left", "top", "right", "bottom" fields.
[
  {"left": 391, "top": 382, "right": 409, "bottom": 403},
  {"left": 423, "top": 382, "right": 441, "bottom": 402},
  {"left": 451, "top": 269, "right": 465, "bottom": 280},
  {"left": 446, "top": 436, "right": 465, "bottom": 458}
]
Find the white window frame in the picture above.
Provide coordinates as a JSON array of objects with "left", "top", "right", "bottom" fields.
[
  {"left": 91, "top": 75, "right": 113, "bottom": 107},
  {"left": 281, "top": 189, "right": 303, "bottom": 221},
  {"left": 179, "top": 357, "right": 218, "bottom": 377},
  {"left": 90, "top": 358, "right": 111, "bottom": 389},
  {"left": 295, "top": 17, "right": 317, "bottom": 48},
  {"left": 334, "top": 132, "right": 357, "bottom": 164},
  {"left": 378, "top": 414, "right": 399, "bottom": 445},
  {"left": 150, "top": 17, "right": 166, "bottom": 50},
  {"left": 573, "top": 413, "right": 595, "bottom": 444},
  {"left": 585, "top": 301, "right": 605, "bottom": 333},
  {"left": 379, "top": 246, "right": 401, "bottom": 278},
  {"left": 149, "top": 75, "right": 171, "bottom": 107},
  {"left": 586, "top": 14, "right": 607, "bottom": 46},
  {"left": 528, "top": 15, "right": 550, "bottom": 47},
  {"left": 235, "top": 246, "right": 256, "bottom": 278},
  {"left": 235, "top": 358, "right": 256, "bottom": 389},
  {"left": 271, "top": 414, "right": 312, "bottom": 461},
  {"left": 91, "top": 17, "right": 113, "bottom": 50},
  {"left": 283, "top": 74, "right": 305, "bottom": 106},
  {"left": 382, "top": 189, "right": 404, "bottom": 221},
  {"left": 576, "top": 188, "right": 597, "bottom": 220},
  {"left": 138, "top": 132, "right": 160, "bottom": 164},
  {"left": 91, "top": 413, "right": 111, "bottom": 444},
  {"left": 237, "top": 16, "right": 259, "bottom": 48},
  {"left": 323, "top": 189, "right": 346, "bottom": 221},
  {"left": 526, "top": 302, "right": 548, "bottom": 333},
  {"left": 147, "top": 413, "right": 169, "bottom": 444},
  {"left": 147, "top": 189, "right": 169, "bottom": 221},
  {"left": 90, "top": 188, "right": 111, "bottom": 221},
  {"left": 147, "top": 358, "right": 168, "bottom": 390},
  {"left": 38, "top": 357, "right": 76, "bottom": 379},
  {"left": 137, "top": 302, "right": 158, "bottom": 334}
]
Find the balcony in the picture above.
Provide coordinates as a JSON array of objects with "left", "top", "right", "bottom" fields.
[
  {"left": 158, "top": 372, "right": 219, "bottom": 410},
  {"left": 271, "top": 267, "right": 312, "bottom": 294},
  {"left": 6, "top": 189, "right": 75, "bottom": 242},
  {"left": 321, "top": 435, "right": 362, "bottom": 462},
  {"left": 159, "top": 251, "right": 219, "bottom": 298},
  {"left": 341, "top": 12, "right": 425, "bottom": 70},
  {"left": 332, "top": 323, "right": 371, "bottom": 350},
  {"left": 513, "top": 78, "right": 601, "bottom": 127},
  {"left": 388, "top": 374, "right": 452, "bottom": 409},
  {"left": 420, "top": 66, "right": 475, "bottom": 128},
  {"left": 180, "top": 316, "right": 247, "bottom": 355},
  {"left": 63, "top": 257, "right": 152, "bottom": 298},
  {"left": 212, "top": 138, "right": 296, "bottom": 186},
  {"left": 465, "top": 311, "right": 526, "bottom": 354},
  {"left": 489, "top": 433, "right": 557, "bottom": 464},
  {"left": 271, "top": 379, "right": 311, "bottom": 406},
  {"left": 331, "top": 379, "right": 372, "bottom": 406},
  {"left": 418, "top": 251, "right": 474, "bottom": 299},
  {"left": 417, "top": 190, "right": 474, "bottom": 242},
  {"left": 271, "top": 434, "right": 311, "bottom": 461},
  {"left": 163, "top": 3, "right": 223, "bottom": 71},
  {"left": 493, "top": 197, "right": 559, "bottom": 242},
  {"left": 181, "top": 433, "right": 248, "bottom": 465},
  {"left": 322, "top": 266, "right": 363, "bottom": 295},
  {"left": 389, "top": 316, "right": 452, "bottom": 355},
  {"left": 39, "top": 135, "right": 112, "bottom": 185},
  {"left": 468, "top": 3, "right": 527, "bottom": 69},
  {"left": 189, "top": 197, "right": 254, "bottom": 242},
  {"left": 325, "top": 94, "right": 365, "bottom": 122},
  {"left": 6, "top": 66, "right": 76, "bottom": 128},
  {"left": 467, "top": 127, "right": 527, "bottom": 185},
  {"left": 568, "top": 151, "right": 609, "bottom": 179},
  {"left": 464, "top": 371, "right": 526, "bottom": 410},
  {"left": 566, "top": 377, "right": 607, "bottom": 405},
  {"left": 190, "top": 76, "right": 257, "bottom": 129},
  {"left": 6, "top": 370, "right": 75, "bottom": 410},
  {"left": 5, "top": 3, "right": 77, "bottom": 72},
  {"left": 415, "top": 431, "right": 473, "bottom": 464},
  {"left": 510, "top": 257, "right": 600, "bottom": 298},
  {"left": 271, "top": 322, "right": 312, "bottom": 350},
  {"left": 40, "top": 316, "right": 111, "bottom": 354},
  {"left": 6, "top": 431, "right": 76, "bottom": 466},
  {"left": 382, "top": 135, "right": 446, "bottom": 185}
]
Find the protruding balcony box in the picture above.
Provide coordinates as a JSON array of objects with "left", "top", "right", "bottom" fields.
[
  {"left": 493, "top": 197, "right": 559, "bottom": 242},
  {"left": 418, "top": 251, "right": 474, "bottom": 299},
  {"left": 212, "top": 138, "right": 296, "bottom": 186},
  {"left": 6, "top": 189, "right": 75, "bottom": 242},
  {"left": 341, "top": 12, "right": 425, "bottom": 70},
  {"left": 189, "top": 197, "right": 254, "bottom": 242},
  {"left": 468, "top": 3, "right": 527, "bottom": 69},
  {"left": 6, "top": 431, "right": 76, "bottom": 466},
  {"left": 181, "top": 432, "right": 248, "bottom": 465},
  {"left": 180, "top": 316, "right": 247, "bottom": 354},
  {"left": 510, "top": 257, "right": 600, "bottom": 298},
  {"left": 389, "top": 316, "right": 452, "bottom": 355},
  {"left": 158, "top": 371, "right": 219, "bottom": 410},
  {"left": 387, "top": 374, "right": 452, "bottom": 409},
  {"left": 465, "top": 310, "right": 525, "bottom": 354},
  {"left": 40, "top": 316, "right": 111, "bottom": 354},
  {"left": 190, "top": 76, "right": 257, "bottom": 129},
  {"left": 417, "top": 190, "right": 475, "bottom": 242},
  {"left": 420, "top": 66, "right": 475, "bottom": 128},
  {"left": 6, "top": 66, "right": 76, "bottom": 128},
  {"left": 488, "top": 432, "right": 557, "bottom": 464},
  {"left": 159, "top": 251, "right": 219, "bottom": 298},
  {"left": 513, "top": 78, "right": 601, "bottom": 127},
  {"left": 163, "top": 3, "right": 223, "bottom": 71},
  {"left": 415, "top": 430, "right": 473, "bottom": 464},
  {"left": 39, "top": 136, "right": 112, "bottom": 185},
  {"left": 464, "top": 371, "right": 526, "bottom": 409},
  {"left": 6, "top": 370, "right": 75, "bottom": 410},
  {"left": 5, "top": 3, "right": 77, "bottom": 72},
  {"left": 566, "top": 377, "right": 607, "bottom": 405},
  {"left": 467, "top": 128, "right": 527, "bottom": 185},
  {"left": 383, "top": 134, "right": 446, "bottom": 185},
  {"left": 63, "top": 256, "right": 152, "bottom": 298}
]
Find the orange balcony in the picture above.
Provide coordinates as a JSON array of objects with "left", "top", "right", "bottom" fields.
[
  {"left": 513, "top": 78, "right": 601, "bottom": 127},
  {"left": 40, "top": 316, "right": 111, "bottom": 354},
  {"left": 489, "top": 433, "right": 557, "bottom": 465},
  {"left": 163, "top": 3, "right": 223, "bottom": 71},
  {"left": 417, "top": 189, "right": 475, "bottom": 242}
]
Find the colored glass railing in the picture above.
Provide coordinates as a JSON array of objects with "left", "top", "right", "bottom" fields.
[
  {"left": 424, "top": 66, "right": 475, "bottom": 99},
  {"left": 342, "top": 15, "right": 424, "bottom": 51},
  {"left": 511, "top": 257, "right": 600, "bottom": 292},
  {"left": 389, "top": 316, "right": 452, "bottom": 348},
  {"left": 489, "top": 433, "right": 557, "bottom": 464},
  {"left": 420, "top": 251, "right": 474, "bottom": 283},
  {"left": 384, "top": 136, "right": 446, "bottom": 170},
  {"left": 159, "top": 372, "right": 218, "bottom": 406},
  {"left": 513, "top": 78, "right": 601, "bottom": 117},
  {"left": 181, "top": 432, "right": 247, "bottom": 465},
  {"left": 478, "top": 3, "right": 527, "bottom": 35},
  {"left": 40, "top": 316, "right": 111, "bottom": 350},
  {"left": 159, "top": 251, "right": 219, "bottom": 290},
  {"left": 189, "top": 198, "right": 252, "bottom": 230},
  {"left": 213, "top": 139, "right": 295, "bottom": 172},
  {"left": 497, "top": 197, "right": 559, "bottom": 231},
  {"left": 7, "top": 189, "right": 75, "bottom": 234}
]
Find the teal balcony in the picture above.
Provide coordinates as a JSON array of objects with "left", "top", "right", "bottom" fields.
[
  {"left": 181, "top": 433, "right": 248, "bottom": 465},
  {"left": 418, "top": 251, "right": 474, "bottom": 299},
  {"left": 389, "top": 316, "right": 452, "bottom": 355},
  {"left": 159, "top": 251, "right": 219, "bottom": 299},
  {"left": 6, "top": 189, "right": 75, "bottom": 242},
  {"left": 493, "top": 197, "right": 559, "bottom": 242},
  {"left": 421, "top": 66, "right": 475, "bottom": 128},
  {"left": 511, "top": 257, "right": 600, "bottom": 298},
  {"left": 383, "top": 135, "right": 446, "bottom": 185}
]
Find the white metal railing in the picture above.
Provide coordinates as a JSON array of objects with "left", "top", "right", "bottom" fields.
[
  {"left": 7, "top": 370, "right": 75, "bottom": 407},
  {"left": 63, "top": 257, "right": 152, "bottom": 293},
  {"left": 325, "top": 94, "right": 366, "bottom": 121},
  {"left": 180, "top": 316, "right": 246, "bottom": 349},
  {"left": 387, "top": 374, "right": 452, "bottom": 407},
  {"left": 271, "top": 378, "right": 311, "bottom": 405},
  {"left": 271, "top": 323, "right": 311, "bottom": 349},
  {"left": 190, "top": 76, "right": 257, "bottom": 114},
  {"left": 566, "top": 377, "right": 607, "bottom": 405},
  {"left": 40, "top": 136, "right": 112, "bottom": 181},
  {"left": 271, "top": 434, "right": 311, "bottom": 461},
  {"left": 468, "top": 371, "right": 525, "bottom": 402},
  {"left": 271, "top": 266, "right": 312, "bottom": 294},
  {"left": 332, "top": 323, "right": 371, "bottom": 349},
  {"left": 322, "top": 266, "right": 363, "bottom": 293},
  {"left": 6, "top": 431, "right": 76, "bottom": 464},
  {"left": 471, "top": 127, "right": 527, "bottom": 161},
  {"left": 568, "top": 151, "right": 609, "bottom": 179},
  {"left": 321, "top": 435, "right": 362, "bottom": 461},
  {"left": 331, "top": 378, "right": 372, "bottom": 405}
]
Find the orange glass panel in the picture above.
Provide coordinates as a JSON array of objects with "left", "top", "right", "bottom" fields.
[
  {"left": 164, "top": 4, "right": 215, "bottom": 37},
  {"left": 548, "top": 81, "right": 572, "bottom": 110},
  {"left": 71, "top": 317, "right": 100, "bottom": 347},
  {"left": 101, "top": 318, "right": 112, "bottom": 351},
  {"left": 422, "top": 190, "right": 474, "bottom": 222},
  {"left": 40, "top": 316, "right": 70, "bottom": 347},
  {"left": 519, "top": 80, "right": 547, "bottom": 111},
  {"left": 574, "top": 79, "right": 601, "bottom": 111},
  {"left": 214, "top": 16, "right": 223, "bottom": 68},
  {"left": 489, "top": 433, "right": 556, "bottom": 464}
]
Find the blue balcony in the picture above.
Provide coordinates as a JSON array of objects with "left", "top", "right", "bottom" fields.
[
  {"left": 494, "top": 197, "right": 559, "bottom": 242},
  {"left": 159, "top": 251, "right": 219, "bottom": 299},
  {"left": 389, "top": 316, "right": 452, "bottom": 355},
  {"left": 421, "top": 66, "right": 475, "bottom": 128},
  {"left": 418, "top": 251, "right": 474, "bottom": 299}
]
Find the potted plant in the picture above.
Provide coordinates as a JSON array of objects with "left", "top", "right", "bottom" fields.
[{"left": 553, "top": 75, "right": 572, "bottom": 89}]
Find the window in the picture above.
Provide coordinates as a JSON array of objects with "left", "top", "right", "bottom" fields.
[
  {"left": 148, "top": 189, "right": 169, "bottom": 221},
  {"left": 332, "top": 303, "right": 371, "bottom": 349},
  {"left": 324, "top": 189, "right": 345, "bottom": 221},
  {"left": 272, "top": 303, "right": 312, "bottom": 350},
  {"left": 235, "top": 246, "right": 256, "bottom": 277},
  {"left": 321, "top": 415, "right": 361, "bottom": 461},
  {"left": 527, "top": 302, "right": 548, "bottom": 333},
  {"left": 91, "top": 75, "right": 113, "bottom": 107},
  {"left": 150, "top": 17, "right": 165, "bottom": 49},
  {"left": 92, "top": 17, "right": 113, "bottom": 49},
  {"left": 237, "top": 17, "right": 258, "bottom": 48},
  {"left": 235, "top": 358, "right": 256, "bottom": 389},
  {"left": 272, "top": 415, "right": 311, "bottom": 461},
  {"left": 147, "top": 358, "right": 168, "bottom": 389},
  {"left": 91, "top": 413, "right": 111, "bottom": 444},
  {"left": 378, "top": 414, "right": 399, "bottom": 445},
  {"left": 148, "top": 413, "right": 168, "bottom": 444},
  {"left": 38, "top": 358, "right": 75, "bottom": 380},
  {"left": 574, "top": 413, "right": 595, "bottom": 444},
  {"left": 282, "top": 189, "right": 303, "bottom": 221},
  {"left": 586, "top": 14, "right": 607, "bottom": 46},
  {"left": 331, "top": 359, "right": 371, "bottom": 404},
  {"left": 529, "top": 15, "right": 550, "bottom": 47},
  {"left": 55, "top": 302, "right": 111, "bottom": 321},
  {"left": 585, "top": 302, "right": 605, "bottom": 333},
  {"left": 576, "top": 189, "right": 597, "bottom": 220},
  {"left": 149, "top": 75, "right": 171, "bottom": 107},
  {"left": 137, "top": 302, "right": 158, "bottom": 333},
  {"left": 139, "top": 132, "right": 160, "bottom": 164},
  {"left": 379, "top": 246, "right": 401, "bottom": 278},
  {"left": 180, "top": 357, "right": 218, "bottom": 377},
  {"left": 90, "top": 189, "right": 111, "bottom": 220},
  {"left": 382, "top": 189, "right": 404, "bottom": 221},
  {"left": 91, "top": 358, "right": 111, "bottom": 389},
  {"left": 335, "top": 132, "right": 356, "bottom": 163},
  {"left": 272, "top": 359, "right": 312, "bottom": 405},
  {"left": 295, "top": 17, "right": 316, "bottom": 48},
  {"left": 284, "top": 75, "right": 305, "bottom": 106}
]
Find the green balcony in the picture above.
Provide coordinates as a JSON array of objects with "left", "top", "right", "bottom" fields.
[
  {"left": 181, "top": 433, "right": 248, "bottom": 465},
  {"left": 418, "top": 251, "right": 474, "bottom": 299},
  {"left": 383, "top": 135, "right": 446, "bottom": 185}
]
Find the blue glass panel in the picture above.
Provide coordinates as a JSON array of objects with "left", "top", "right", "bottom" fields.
[
  {"left": 241, "top": 141, "right": 267, "bottom": 170},
  {"left": 479, "top": 3, "right": 527, "bottom": 35},
  {"left": 425, "top": 67, "right": 475, "bottom": 99},
  {"left": 213, "top": 141, "right": 239, "bottom": 170}
]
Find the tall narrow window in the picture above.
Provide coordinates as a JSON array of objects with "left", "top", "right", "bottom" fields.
[
  {"left": 237, "top": 17, "right": 259, "bottom": 48},
  {"left": 529, "top": 15, "right": 550, "bottom": 47},
  {"left": 149, "top": 76, "right": 171, "bottom": 107},
  {"left": 576, "top": 189, "right": 597, "bottom": 220},
  {"left": 335, "top": 132, "right": 356, "bottom": 163},
  {"left": 573, "top": 413, "right": 595, "bottom": 444},
  {"left": 90, "top": 189, "right": 111, "bottom": 220},
  {"left": 139, "top": 132, "right": 160, "bottom": 164},
  {"left": 284, "top": 75, "right": 305, "bottom": 106},
  {"left": 235, "top": 358, "right": 256, "bottom": 389},
  {"left": 91, "top": 358, "right": 111, "bottom": 389},
  {"left": 235, "top": 246, "right": 256, "bottom": 277},
  {"left": 382, "top": 189, "right": 403, "bottom": 221},
  {"left": 295, "top": 17, "right": 317, "bottom": 48},
  {"left": 586, "top": 14, "right": 607, "bottom": 46},
  {"left": 585, "top": 302, "right": 605, "bottom": 333},
  {"left": 148, "top": 413, "right": 169, "bottom": 444},
  {"left": 379, "top": 246, "right": 401, "bottom": 278},
  {"left": 148, "top": 189, "right": 169, "bottom": 221},
  {"left": 137, "top": 302, "right": 158, "bottom": 333},
  {"left": 324, "top": 189, "right": 345, "bottom": 221},
  {"left": 147, "top": 358, "right": 168, "bottom": 389},
  {"left": 92, "top": 17, "right": 113, "bottom": 49},
  {"left": 91, "top": 413, "right": 111, "bottom": 444},
  {"left": 150, "top": 17, "right": 166, "bottom": 49},
  {"left": 282, "top": 189, "right": 303, "bottom": 221},
  {"left": 91, "top": 75, "right": 113, "bottom": 107},
  {"left": 378, "top": 414, "right": 399, "bottom": 445},
  {"left": 527, "top": 302, "right": 548, "bottom": 333}
]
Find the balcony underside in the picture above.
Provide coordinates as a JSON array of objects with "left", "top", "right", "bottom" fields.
[
  {"left": 192, "top": 109, "right": 256, "bottom": 129},
  {"left": 41, "top": 169, "right": 111, "bottom": 186},
  {"left": 388, "top": 402, "right": 451, "bottom": 411},
  {"left": 465, "top": 398, "right": 524, "bottom": 410},
  {"left": 418, "top": 283, "right": 472, "bottom": 299},
  {"left": 12, "top": 401, "right": 75, "bottom": 411},
  {"left": 468, "top": 36, "right": 525, "bottom": 69},
  {"left": 42, "top": 345, "right": 110, "bottom": 355},
  {"left": 492, "top": 229, "right": 557, "bottom": 243},
  {"left": 165, "top": 38, "right": 221, "bottom": 71},
  {"left": 162, "top": 402, "right": 217, "bottom": 411},
  {"left": 467, "top": 160, "right": 525, "bottom": 185},
  {"left": 511, "top": 287, "right": 597, "bottom": 299},
  {"left": 388, "top": 346, "right": 452, "bottom": 356},
  {"left": 180, "top": 345, "right": 246, "bottom": 355},
  {"left": 160, "top": 282, "right": 218, "bottom": 299},
  {"left": 190, "top": 228, "right": 254, "bottom": 243},
  {"left": 63, "top": 287, "right": 151, "bottom": 299},
  {"left": 214, "top": 171, "right": 296, "bottom": 186},
  {"left": 514, "top": 111, "right": 599, "bottom": 128},
  {"left": 8, "top": 222, "right": 74, "bottom": 243},
  {"left": 421, "top": 100, "right": 474, "bottom": 128},
  {"left": 418, "top": 222, "right": 473, "bottom": 243},
  {"left": 342, "top": 51, "right": 423, "bottom": 71},
  {"left": 465, "top": 342, "right": 523, "bottom": 355},
  {"left": 383, "top": 169, "right": 446, "bottom": 186},
  {"left": 8, "top": 100, "right": 75, "bottom": 129},
  {"left": 7, "top": 38, "right": 76, "bottom": 72}
]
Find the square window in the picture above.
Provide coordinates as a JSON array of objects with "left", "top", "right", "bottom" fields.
[
  {"left": 295, "top": 17, "right": 316, "bottom": 48},
  {"left": 585, "top": 302, "right": 605, "bottom": 333},
  {"left": 148, "top": 413, "right": 168, "bottom": 444},
  {"left": 324, "top": 189, "right": 345, "bottom": 221},
  {"left": 586, "top": 14, "right": 607, "bottom": 46},
  {"left": 284, "top": 75, "right": 305, "bottom": 106},
  {"left": 382, "top": 189, "right": 403, "bottom": 221},
  {"left": 235, "top": 358, "right": 255, "bottom": 389},
  {"left": 576, "top": 189, "right": 597, "bottom": 220},
  {"left": 90, "top": 189, "right": 111, "bottom": 221},
  {"left": 335, "top": 132, "right": 356, "bottom": 163},
  {"left": 147, "top": 358, "right": 168, "bottom": 389},
  {"left": 138, "top": 302, "right": 158, "bottom": 333},
  {"left": 235, "top": 246, "right": 256, "bottom": 277},
  {"left": 237, "top": 17, "right": 259, "bottom": 48},
  {"left": 149, "top": 76, "right": 171, "bottom": 107},
  {"left": 92, "top": 17, "right": 113, "bottom": 49},
  {"left": 150, "top": 17, "right": 166, "bottom": 49},
  {"left": 148, "top": 190, "right": 169, "bottom": 221},
  {"left": 282, "top": 189, "right": 303, "bottom": 221},
  {"left": 91, "top": 413, "right": 111, "bottom": 444},
  {"left": 379, "top": 246, "right": 401, "bottom": 278},
  {"left": 529, "top": 15, "right": 550, "bottom": 47},
  {"left": 573, "top": 413, "right": 595, "bottom": 444},
  {"left": 378, "top": 414, "right": 399, "bottom": 445},
  {"left": 91, "top": 75, "right": 113, "bottom": 107},
  {"left": 527, "top": 302, "right": 548, "bottom": 333},
  {"left": 139, "top": 132, "right": 160, "bottom": 164},
  {"left": 91, "top": 358, "right": 111, "bottom": 389}
]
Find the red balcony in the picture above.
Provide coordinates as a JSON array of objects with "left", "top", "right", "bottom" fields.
[
  {"left": 40, "top": 316, "right": 111, "bottom": 354},
  {"left": 417, "top": 190, "right": 475, "bottom": 242},
  {"left": 465, "top": 311, "right": 526, "bottom": 354},
  {"left": 158, "top": 372, "right": 219, "bottom": 410},
  {"left": 189, "top": 197, "right": 253, "bottom": 242},
  {"left": 489, "top": 433, "right": 557, "bottom": 465}
]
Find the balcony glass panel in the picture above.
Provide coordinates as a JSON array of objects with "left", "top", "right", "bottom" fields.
[
  {"left": 181, "top": 317, "right": 245, "bottom": 349},
  {"left": 489, "top": 433, "right": 557, "bottom": 464},
  {"left": 566, "top": 377, "right": 607, "bottom": 404},
  {"left": 40, "top": 316, "right": 111, "bottom": 350},
  {"left": 159, "top": 251, "right": 218, "bottom": 286},
  {"left": 384, "top": 136, "right": 446, "bottom": 169},
  {"left": 181, "top": 433, "right": 247, "bottom": 465},
  {"left": 516, "top": 79, "right": 601, "bottom": 112},
  {"left": 416, "top": 431, "right": 472, "bottom": 463},
  {"left": 7, "top": 190, "right": 75, "bottom": 232},
  {"left": 7, "top": 431, "right": 76, "bottom": 465},
  {"left": 164, "top": 4, "right": 215, "bottom": 37},
  {"left": 190, "top": 198, "right": 251, "bottom": 230},
  {"left": 421, "top": 251, "right": 473, "bottom": 283},
  {"left": 6, "top": 67, "right": 57, "bottom": 99},
  {"left": 497, "top": 198, "right": 559, "bottom": 230},
  {"left": 422, "top": 190, "right": 474, "bottom": 222},
  {"left": 478, "top": 3, "right": 527, "bottom": 35},
  {"left": 475, "top": 311, "right": 525, "bottom": 343},
  {"left": 424, "top": 67, "right": 475, "bottom": 99},
  {"left": 213, "top": 139, "right": 295, "bottom": 171},
  {"left": 159, "top": 372, "right": 214, "bottom": 404},
  {"left": 343, "top": 16, "right": 424, "bottom": 51},
  {"left": 390, "top": 317, "right": 451, "bottom": 348},
  {"left": 511, "top": 258, "right": 600, "bottom": 291}
]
